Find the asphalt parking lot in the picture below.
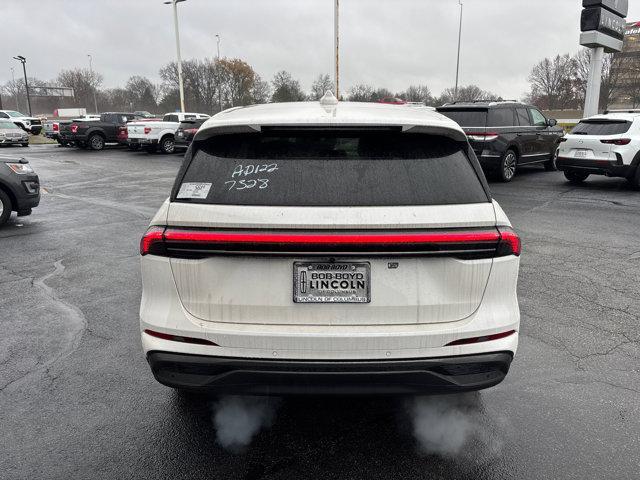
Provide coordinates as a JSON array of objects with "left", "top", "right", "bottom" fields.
[{"left": 1, "top": 144, "right": 639, "bottom": 480}]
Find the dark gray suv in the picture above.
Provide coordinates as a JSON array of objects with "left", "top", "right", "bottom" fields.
[
  {"left": 437, "top": 101, "right": 565, "bottom": 182},
  {"left": 0, "top": 157, "right": 40, "bottom": 226}
]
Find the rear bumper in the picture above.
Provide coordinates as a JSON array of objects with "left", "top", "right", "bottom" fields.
[
  {"left": 147, "top": 351, "right": 513, "bottom": 395},
  {"left": 557, "top": 157, "right": 634, "bottom": 178},
  {"left": 128, "top": 137, "right": 158, "bottom": 145}
]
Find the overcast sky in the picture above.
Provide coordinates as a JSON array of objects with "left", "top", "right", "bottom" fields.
[{"left": 4, "top": 0, "right": 640, "bottom": 100}]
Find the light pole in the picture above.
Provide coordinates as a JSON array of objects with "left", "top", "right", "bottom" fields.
[
  {"left": 11, "top": 67, "right": 19, "bottom": 110},
  {"left": 216, "top": 34, "right": 222, "bottom": 112},
  {"left": 334, "top": 0, "right": 340, "bottom": 99},
  {"left": 164, "top": 0, "right": 186, "bottom": 112},
  {"left": 87, "top": 54, "right": 99, "bottom": 114},
  {"left": 13, "top": 56, "right": 31, "bottom": 116},
  {"left": 454, "top": 0, "right": 463, "bottom": 101}
]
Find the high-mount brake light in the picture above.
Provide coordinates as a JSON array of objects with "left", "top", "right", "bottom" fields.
[
  {"left": 445, "top": 329, "right": 516, "bottom": 346},
  {"left": 467, "top": 132, "right": 499, "bottom": 142},
  {"left": 600, "top": 138, "right": 631, "bottom": 145},
  {"left": 144, "top": 329, "right": 217, "bottom": 346}
]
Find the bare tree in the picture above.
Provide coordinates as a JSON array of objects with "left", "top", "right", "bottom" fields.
[
  {"left": 57, "top": 68, "right": 103, "bottom": 110},
  {"left": 251, "top": 74, "right": 270, "bottom": 104},
  {"left": 271, "top": 71, "right": 306, "bottom": 102},
  {"left": 400, "top": 85, "right": 432, "bottom": 104},
  {"left": 527, "top": 54, "right": 575, "bottom": 110},
  {"left": 347, "top": 84, "right": 374, "bottom": 102},
  {"left": 310, "top": 74, "right": 334, "bottom": 100}
]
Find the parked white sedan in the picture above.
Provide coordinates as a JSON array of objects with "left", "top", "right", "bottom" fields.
[{"left": 139, "top": 93, "right": 521, "bottom": 396}]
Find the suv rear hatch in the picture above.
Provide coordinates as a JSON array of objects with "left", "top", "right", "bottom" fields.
[
  {"left": 562, "top": 119, "right": 632, "bottom": 161},
  {"left": 436, "top": 108, "right": 489, "bottom": 157},
  {"left": 163, "top": 128, "right": 499, "bottom": 327}
]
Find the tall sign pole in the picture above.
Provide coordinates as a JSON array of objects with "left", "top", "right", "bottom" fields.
[
  {"left": 454, "top": 1, "right": 463, "bottom": 101},
  {"left": 334, "top": 0, "right": 340, "bottom": 99},
  {"left": 580, "top": 0, "right": 628, "bottom": 117}
]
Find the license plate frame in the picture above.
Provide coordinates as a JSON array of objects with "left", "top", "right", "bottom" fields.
[{"left": 293, "top": 262, "right": 371, "bottom": 304}]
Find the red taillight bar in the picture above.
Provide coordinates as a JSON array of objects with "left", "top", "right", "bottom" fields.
[
  {"left": 140, "top": 227, "right": 521, "bottom": 257},
  {"left": 445, "top": 329, "right": 516, "bottom": 347},
  {"left": 162, "top": 229, "right": 501, "bottom": 245}
]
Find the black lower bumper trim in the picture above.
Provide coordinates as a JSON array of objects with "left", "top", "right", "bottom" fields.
[
  {"left": 147, "top": 351, "right": 513, "bottom": 396},
  {"left": 557, "top": 157, "right": 633, "bottom": 178}
]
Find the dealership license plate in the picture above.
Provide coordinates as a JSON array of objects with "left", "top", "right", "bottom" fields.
[
  {"left": 293, "top": 262, "right": 371, "bottom": 303},
  {"left": 574, "top": 149, "right": 588, "bottom": 158}
]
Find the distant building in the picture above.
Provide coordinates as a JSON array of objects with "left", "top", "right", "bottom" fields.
[{"left": 610, "top": 21, "right": 640, "bottom": 108}]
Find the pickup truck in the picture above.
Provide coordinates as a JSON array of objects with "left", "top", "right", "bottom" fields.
[
  {"left": 127, "top": 112, "right": 209, "bottom": 154},
  {"left": 0, "top": 110, "right": 43, "bottom": 135},
  {"left": 44, "top": 115, "right": 100, "bottom": 144},
  {"left": 59, "top": 112, "right": 137, "bottom": 150}
]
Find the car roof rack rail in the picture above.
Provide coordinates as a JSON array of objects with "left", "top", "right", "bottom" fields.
[{"left": 603, "top": 109, "right": 640, "bottom": 114}]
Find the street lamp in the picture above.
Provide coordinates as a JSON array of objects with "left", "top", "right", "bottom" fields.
[
  {"left": 87, "top": 54, "right": 99, "bottom": 114},
  {"left": 454, "top": 0, "right": 463, "bottom": 101},
  {"left": 13, "top": 55, "right": 32, "bottom": 116},
  {"left": 335, "top": 0, "right": 340, "bottom": 99},
  {"left": 11, "top": 67, "right": 19, "bottom": 110},
  {"left": 216, "top": 34, "right": 222, "bottom": 112},
  {"left": 164, "top": 0, "right": 186, "bottom": 113}
]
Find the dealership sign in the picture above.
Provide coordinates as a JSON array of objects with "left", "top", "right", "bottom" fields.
[{"left": 580, "top": 0, "right": 627, "bottom": 52}]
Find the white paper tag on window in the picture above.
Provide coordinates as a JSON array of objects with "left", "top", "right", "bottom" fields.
[{"left": 177, "top": 182, "right": 212, "bottom": 199}]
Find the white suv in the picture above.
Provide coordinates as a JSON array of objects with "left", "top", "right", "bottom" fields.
[
  {"left": 139, "top": 94, "right": 521, "bottom": 395},
  {"left": 557, "top": 110, "right": 640, "bottom": 188}
]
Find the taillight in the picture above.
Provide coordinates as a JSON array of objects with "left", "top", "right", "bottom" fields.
[
  {"left": 140, "top": 227, "right": 519, "bottom": 259},
  {"left": 140, "top": 226, "right": 165, "bottom": 256},
  {"left": 600, "top": 138, "right": 631, "bottom": 145},
  {"left": 144, "top": 127, "right": 152, "bottom": 134},
  {"left": 496, "top": 227, "right": 521, "bottom": 257},
  {"left": 467, "top": 132, "right": 499, "bottom": 142},
  {"left": 70, "top": 124, "right": 78, "bottom": 134},
  {"left": 53, "top": 123, "right": 59, "bottom": 132},
  {"left": 184, "top": 128, "right": 198, "bottom": 134},
  {"left": 445, "top": 329, "right": 516, "bottom": 347}
]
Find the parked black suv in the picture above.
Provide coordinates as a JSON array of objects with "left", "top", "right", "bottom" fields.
[
  {"left": 437, "top": 101, "right": 564, "bottom": 181},
  {"left": 59, "top": 112, "right": 136, "bottom": 151},
  {"left": 0, "top": 157, "right": 40, "bottom": 226},
  {"left": 174, "top": 118, "right": 208, "bottom": 151}
]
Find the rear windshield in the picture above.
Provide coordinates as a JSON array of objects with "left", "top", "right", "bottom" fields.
[
  {"left": 571, "top": 120, "right": 631, "bottom": 135},
  {"left": 437, "top": 109, "right": 487, "bottom": 127},
  {"left": 174, "top": 131, "right": 488, "bottom": 207}
]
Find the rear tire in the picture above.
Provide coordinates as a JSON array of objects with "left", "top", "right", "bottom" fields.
[
  {"left": 628, "top": 166, "right": 640, "bottom": 190},
  {"left": 564, "top": 170, "right": 589, "bottom": 184},
  {"left": 159, "top": 136, "right": 175, "bottom": 154},
  {"left": 88, "top": 133, "right": 105, "bottom": 151},
  {"left": 0, "top": 189, "right": 12, "bottom": 226},
  {"left": 499, "top": 149, "right": 518, "bottom": 182},
  {"left": 544, "top": 148, "right": 558, "bottom": 171}
]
